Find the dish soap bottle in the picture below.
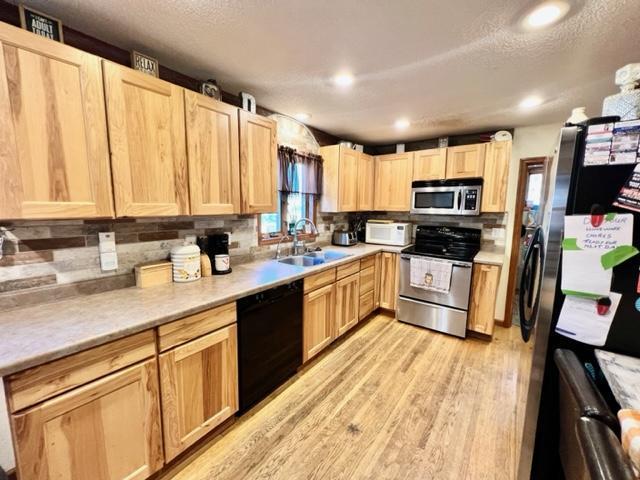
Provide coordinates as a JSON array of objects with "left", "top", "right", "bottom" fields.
[{"left": 170, "top": 242, "right": 201, "bottom": 282}]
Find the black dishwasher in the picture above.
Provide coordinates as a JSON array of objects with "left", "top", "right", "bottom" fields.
[{"left": 237, "top": 280, "right": 303, "bottom": 413}]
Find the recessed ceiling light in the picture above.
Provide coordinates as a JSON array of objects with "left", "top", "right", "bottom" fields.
[
  {"left": 519, "top": 95, "right": 544, "bottom": 109},
  {"left": 523, "top": 1, "right": 570, "bottom": 29},
  {"left": 394, "top": 118, "right": 410, "bottom": 130},
  {"left": 333, "top": 72, "right": 354, "bottom": 88},
  {"left": 293, "top": 113, "right": 311, "bottom": 122}
]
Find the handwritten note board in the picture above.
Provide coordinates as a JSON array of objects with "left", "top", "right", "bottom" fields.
[{"left": 561, "top": 213, "right": 637, "bottom": 297}]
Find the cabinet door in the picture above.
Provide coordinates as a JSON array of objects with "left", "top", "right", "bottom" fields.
[
  {"left": 481, "top": 141, "right": 511, "bottom": 213},
  {"left": 356, "top": 152, "right": 375, "bottom": 211},
  {"left": 338, "top": 148, "right": 359, "bottom": 211},
  {"left": 103, "top": 61, "right": 188, "bottom": 217},
  {"left": 413, "top": 148, "right": 447, "bottom": 181},
  {"left": 335, "top": 273, "right": 360, "bottom": 337},
  {"left": 159, "top": 324, "right": 238, "bottom": 461},
  {"left": 374, "top": 253, "right": 382, "bottom": 308},
  {"left": 11, "top": 359, "right": 163, "bottom": 480},
  {"left": 379, "top": 252, "right": 398, "bottom": 310},
  {"left": 185, "top": 91, "right": 240, "bottom": 215},
  {"left": 303, "top": 283, "right": 335, "bottom": 362},
  {"left": 239, "top": 110, "right": 277, "bottom": 213},
  {"left": 0, "top": 24, "right": 113, "bottom": 219},
  {"left": 468, "top": 264, "right": 501, "bottom": 336},
  {"left": 446, "top": 144, "right": 486, "bottom": 179},
  {"left": 373, "top": 153, "right": 413, "bottom": 211}
]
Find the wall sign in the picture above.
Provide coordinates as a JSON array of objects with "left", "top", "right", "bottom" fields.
[
  {"left": 19, "top": 5, "right": 64, "bottom": 43},
  {"left": 131, "top": 51, "right": 159, "bottom": 77}
]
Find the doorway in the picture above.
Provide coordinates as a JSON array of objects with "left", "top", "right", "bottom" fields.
[{"left": 504, "top": 157, "right": 549, "bottom": 327}]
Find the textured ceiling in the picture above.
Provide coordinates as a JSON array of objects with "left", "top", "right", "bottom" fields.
[{"left": 15, "top": 0, "right": 640, "bottom": 143}]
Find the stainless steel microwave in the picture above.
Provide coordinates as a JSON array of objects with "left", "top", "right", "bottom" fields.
[{"left": 410, "top": 178, "right": 483, "bottom": 216}]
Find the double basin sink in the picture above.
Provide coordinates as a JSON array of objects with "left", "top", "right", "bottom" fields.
[{"left": 277, "top": 250, "right": 352, "bottom": 267}]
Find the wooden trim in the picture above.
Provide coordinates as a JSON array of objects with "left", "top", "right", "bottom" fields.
[{"left": 502, "top": 157, "right": 548, "bottom": 328}]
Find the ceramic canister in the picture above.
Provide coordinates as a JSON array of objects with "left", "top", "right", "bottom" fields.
[{"left": 170, "top": 242, "right": 201, "bottom": 282}]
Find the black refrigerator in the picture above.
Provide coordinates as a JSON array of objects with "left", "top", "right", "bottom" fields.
[{"left": 516, "top": 121, "right": 640, "bottom": 479}]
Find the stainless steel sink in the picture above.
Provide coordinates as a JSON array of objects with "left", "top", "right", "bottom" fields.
[
  {"left": 304, "top": 250, "right": 352, "bottom": 262},
  {"left": 277, "top": 256, "right": 322, "bottom": 267},
  {"left": 277, "top": 250, "right": 352, "bottom": 267}
]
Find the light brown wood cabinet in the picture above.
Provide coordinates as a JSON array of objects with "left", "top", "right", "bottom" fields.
[
  {"left": 359, "top": 256, "right": 376, "bottom": 320},
  {"left": 335, "top": 273, "right": 360, "bottom": 337},
  {"left": 303, "top": 283, "right": 336, "bottom": 362},
  {"left": 357, "top": 152, "right": 375, "bottom": 210},
  {"left": 413, "top": 148, "right": 447, "bottom": 181},
  {"left": 319, "top": 144, "right": 359, "bottom": 212},
  {"left": 379, "top": 252, "right": 399, "bottom": 310},
  {"left": 159, "top": 323, "right": 238, "bottom": 461},
  {"left": 467, "top": 263, "right": 501, "bottom": 336},
  {"left": 374, "top": 253, "right": 382, "bottom": 308},
  {"left": 0, "top": 23, "right": 114, "bottom": 220},
  {"left": 374, "top": 153, "right": 414, "bottom": 211},
  {"left": 481, "top": 140, "right": 511, "bottom": 213},
  {"left": 239, "top": 110, "right": 277, "bottom": 214},
  {"left": 103, "top": 61, "right": 189, "bottom": 217},
  {"left": 185, "top": 91, "right": 240, "bottom": 215},
  {"left": 446, "top": 144, "right": 486, "bottom": 179},
  {"left": 11, "top": 359, "right": 164, "bottom": 480}
]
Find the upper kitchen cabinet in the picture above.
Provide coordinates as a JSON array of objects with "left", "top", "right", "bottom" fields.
[
  {"left": 374, "top": 153, "right": 414, "bottom": 211},
  {"left": 357, "top": 152, "right": 375, "bottom": 210},
  {"left": 239, "top": 110, "right": 277, "bottom": 214},
  {"left": 446, "top": 143, "right": 486, "bottom": 179},
  {"left": 185, "top": 91, "right": 241, "bottom": 215},
  {"left": 413, "top": 148, "right": 447, "bottom": 181},
  {"left": 0, "top": 24, "right": 113, "bottom": 220},
  {"left": 319, "top": 144, "right": 359, "bottom": 212},
  {"left": 103, "top": 61, "right": 189, "bottom": 217},
  {"left": 481, "top": 140, "right": 511, "bottom": 213}
]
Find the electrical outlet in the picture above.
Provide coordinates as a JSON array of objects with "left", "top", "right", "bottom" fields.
[{"left": 98, "top": 232, "right": 118, "bottom": 271}]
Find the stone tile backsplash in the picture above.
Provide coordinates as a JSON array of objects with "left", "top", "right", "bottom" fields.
[{"left": 0, "top": 213, "right": 348, "bottom": 309}]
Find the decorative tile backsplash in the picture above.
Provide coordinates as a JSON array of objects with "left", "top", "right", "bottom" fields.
[{"left": 0, "top": 213, "right": 348, "bottom": 309}]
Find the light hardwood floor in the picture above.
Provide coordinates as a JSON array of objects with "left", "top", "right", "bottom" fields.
[{"left": 159, "top": 313, "right": 534, "bottom": 480}]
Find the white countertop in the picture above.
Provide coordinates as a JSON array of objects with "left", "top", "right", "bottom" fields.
[{"left": 473, "top": 245, "right": 505, "bottom": 266}]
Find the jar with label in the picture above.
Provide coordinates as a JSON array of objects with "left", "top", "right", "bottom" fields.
[{"left": 170, "top": 242, "right": 201, "bottom": 282}]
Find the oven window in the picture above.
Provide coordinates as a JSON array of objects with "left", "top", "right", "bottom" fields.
[{"left": 414, "top": 191, "right": 455, "bottom": 209}]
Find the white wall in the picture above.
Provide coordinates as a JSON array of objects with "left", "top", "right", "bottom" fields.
[
  {"left": 0, "top": 380, "right": 15, "bottom": 471},
  {"left": 495, "top": 123, "right": 562, "bottom": 323}
]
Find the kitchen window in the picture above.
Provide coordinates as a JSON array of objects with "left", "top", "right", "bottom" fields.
[{"left": 259, "top": 146, "right": 323, "bottom": 244}]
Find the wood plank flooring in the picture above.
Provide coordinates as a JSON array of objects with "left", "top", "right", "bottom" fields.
[{"left": 159, "top": 313, "right": 534, "bottom": 480}]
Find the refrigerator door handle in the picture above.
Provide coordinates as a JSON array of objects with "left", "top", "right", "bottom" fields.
[{"left": 519, "top": 226, "right": 546, "bottom": 342}]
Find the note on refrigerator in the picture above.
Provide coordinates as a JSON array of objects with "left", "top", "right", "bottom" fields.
[
  {"left": 556, "top": 292, "right": 621, "bottom": 346},
  {"left": 561, "top": 213, "right": 637, "bottom": 297}
]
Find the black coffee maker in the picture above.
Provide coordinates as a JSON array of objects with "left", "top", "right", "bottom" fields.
[{"left": 197, "top": 233, "right": 232, "bottom": 275}]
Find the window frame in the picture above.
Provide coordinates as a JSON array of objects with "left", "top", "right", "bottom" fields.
[{"left": 258, "top": 193, "right": 318, "bottom": 246}]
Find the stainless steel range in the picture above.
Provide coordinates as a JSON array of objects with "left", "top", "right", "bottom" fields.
[{"left": 397, "top": 225, "right": 481, "bottom": 338}]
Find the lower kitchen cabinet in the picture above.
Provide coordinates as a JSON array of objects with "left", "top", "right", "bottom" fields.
[
  {"left": 467, "top": 263, "right": 501, "bottom": 336},
  {"left": 335, "top": 272, "right": 360, "bottom": 337},
  {"left": 11, "top": 359, "right": 164, "bottom": 480},
  {"left": 303, "top": 283, "right": 336, "bottom": 362},
  {"left": 374, "top": 253, "right": 382, "bottom": 308},
  {"left": 159, "top": 324, "right": 238, "bottom": 461},
  {"left": 379, "top": 252, "right": 399, "bottom": 310}
]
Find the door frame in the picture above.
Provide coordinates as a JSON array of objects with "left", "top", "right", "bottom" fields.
[{"left": 503, "top": 157, "right": 548, "bottom": 327}]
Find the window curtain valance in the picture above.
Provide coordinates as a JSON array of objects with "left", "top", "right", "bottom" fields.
[{"left": 278, "top": 146, "right": 323, "bottom": 195}]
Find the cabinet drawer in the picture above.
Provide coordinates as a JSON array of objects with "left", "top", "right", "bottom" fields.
[
  {"left": 359, "top": 291, "right": 374, "bottom": 320},
  {"left": 304, "top": 268, "right": 337, "bottom": 293},
  {"left": 336, "top": 260, "right": 360, "bottom": 280},
  {"left": 359, "top": 266, "right": 375, "bottom": 295},
  {"left": 158, "top": 302, "right": 236, "bottom": 352},
  {"left": 6, "top": 330, "right": 156, "bottom": 413},
  {"left": 360, "top": 255, "right": 375, "bottom": 270}
]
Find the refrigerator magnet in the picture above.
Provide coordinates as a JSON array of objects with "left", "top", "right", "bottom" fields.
[
  {"left": 590, "top": 204, "right": 606, "bottom": 228},
  {"left": 597, "top": 297, "right": 612, "bottom": 315}
]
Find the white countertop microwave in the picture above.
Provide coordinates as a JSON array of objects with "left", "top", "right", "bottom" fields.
[
  {"left": 365, "top": 222, "right": 412, "bottom": 246},
  {"left": 410, "top": 178, "right": 483, "bottom": 216}
]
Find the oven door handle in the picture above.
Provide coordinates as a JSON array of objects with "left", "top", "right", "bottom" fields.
[{"left": 400, "top": 254, "right": 472, "bottom": 268}]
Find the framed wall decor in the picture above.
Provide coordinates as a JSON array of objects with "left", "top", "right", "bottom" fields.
[
  {"left": 131, "top": 51, "right": 159, "bottom": 77},
  {"left": 19, "top": 5, "right": 64, "bottom": 42}
]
